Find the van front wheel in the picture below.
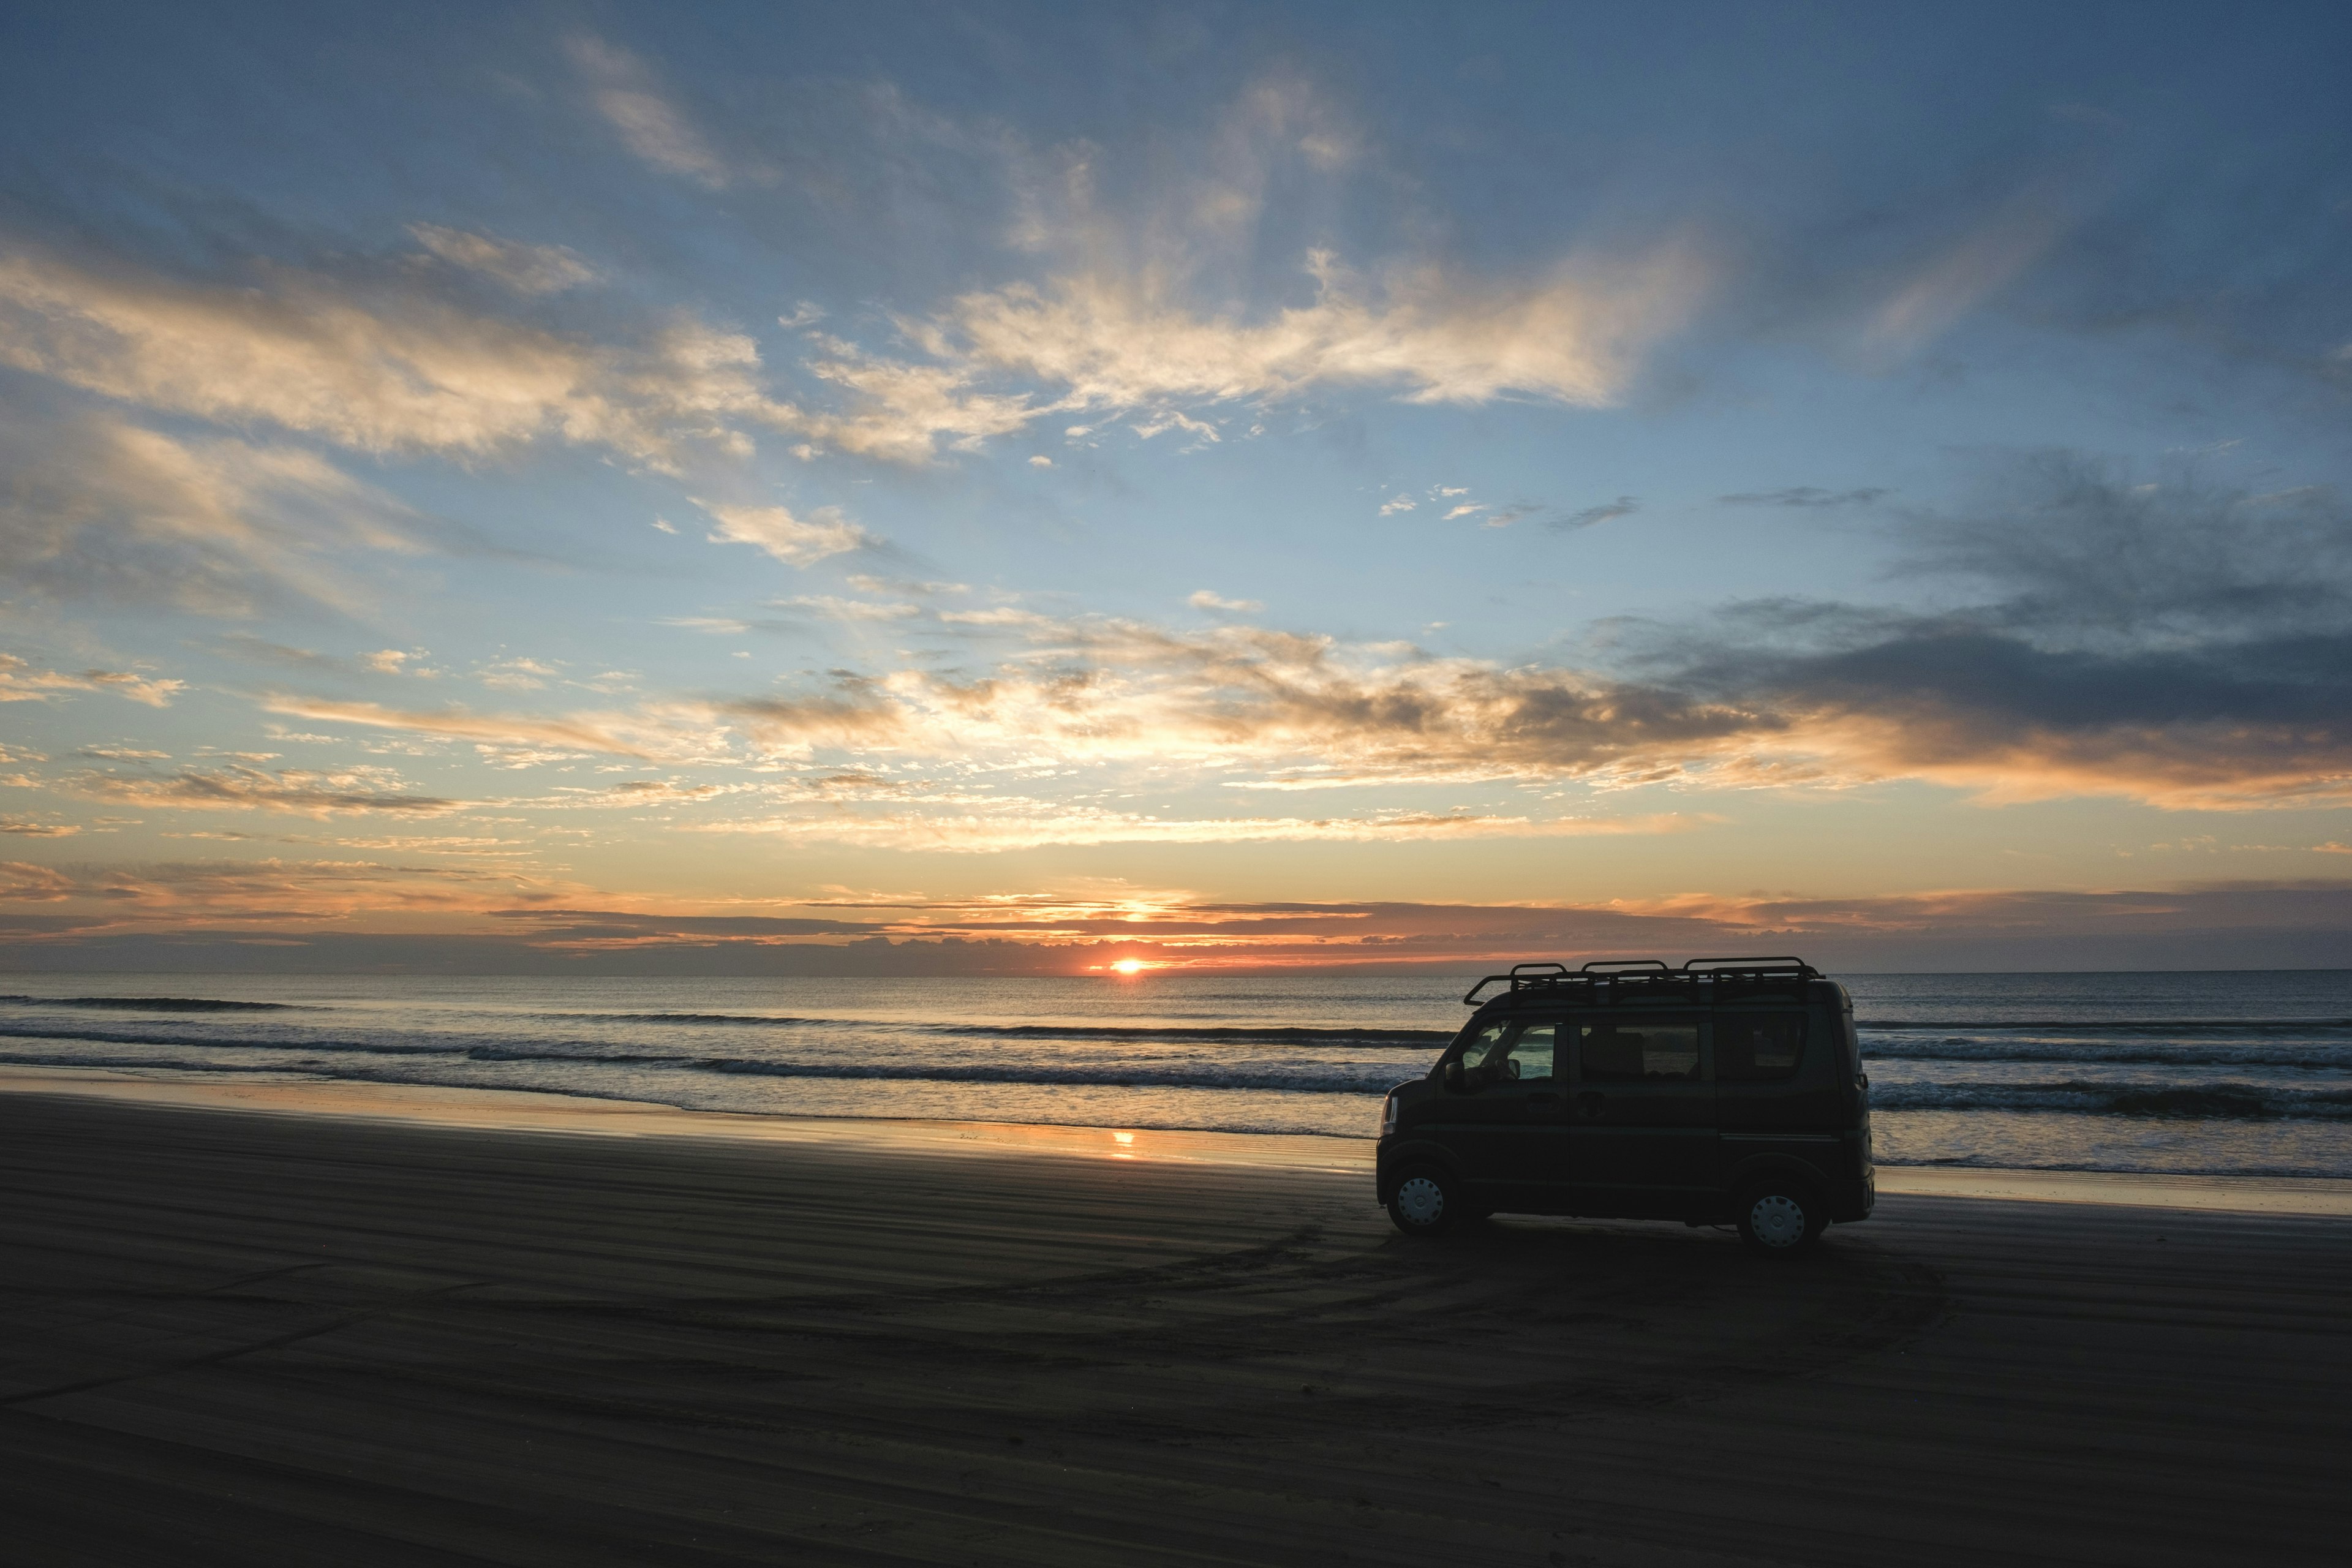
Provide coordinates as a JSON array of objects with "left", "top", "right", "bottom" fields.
[
  {"left": 1735, "top": 1179, "right": 1825, "bottom": 1255},
  {"left": 1387, "top": 1167, "right": 1460, "bottom": 1237}
]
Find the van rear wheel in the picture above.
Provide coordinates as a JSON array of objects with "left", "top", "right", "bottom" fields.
[
  {"left": 1387, "top": 1167, "right": 1460, "bottom": 1237},
  {"left": 1735, "top": 1178, "right": 1825, "bottom": 1255}
]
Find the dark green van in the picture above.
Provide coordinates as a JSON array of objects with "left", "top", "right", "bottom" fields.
[{"left": 1374, "top": 959, "right": 1874, "bottom": 1254}]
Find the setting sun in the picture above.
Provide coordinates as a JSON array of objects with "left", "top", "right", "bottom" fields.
[{"left": 1111, "top": 959, "right": 1145, "bottom": 975}]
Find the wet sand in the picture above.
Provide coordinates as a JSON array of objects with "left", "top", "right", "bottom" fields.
[{"left": 3, "top": 1091, "right": 2349, "bottom": 1565}]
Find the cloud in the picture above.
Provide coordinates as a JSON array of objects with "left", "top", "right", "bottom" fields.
[
  {"left": 938, "top": 244, "right": 1706, "bottom": 414},
  {"left": 0, "top": 413, "right": 426, "bottom": 614},
  {"left": 1442, "top": 503, "right": 1485, "bottom": 521},
  {"left": 715, "top": 686, "right": 911, "bottom": 755},
  {"left": 76, "top": 670, "right": 187, "bottom": 707},
  {"left": 792, "top": 339, "right": 1039, "bottom": 462},
  {"left": 0, "top": 855, "right": 579, "bottom": 929},
  {"left": 71, "top": 763, "right": 465, "bottom": 817},
  {"left": 1188, "top": 590, "right": 1263, "bottom": 612},
  {"left": 479, "top": 657, "right": 559, "bottom": 691},
  {"left": 0, "top": 654, "right": 184, "bottom": 707},
  {"left": 258, "top": 694, "right": 683, "bottom": 761},
  {"left": 0, "top": 248, "right": 802, "bottom": 473},
  {"left": 696, "top": 499, "right": 875, "bottom": 567},
  {"left": 9, "top": 874, "right": 2345, "bottom": 971},
  {"left": 772, "top": 595, "right": 922, "bottom": 622},
  {"left": 564, "top": 36, "right": 728, "bottom": 187},
  {"left": 763, "top": 128, "right": 1705, "bottom": 462},
  {"left": 646, "top": 457, "right": 2352, "bottom": 811},
  {"left": 1549, "top": 496, "right": 1641, "bottom": 532},
  {"left": 1719, "top": 487, "right": 1890, "bottom": 508},
  {"left": 1378, "top": 496, "right": 1416, "bottom": 515},
  {"left": 1027, "top": 454, "right": 1053, "bottom": 467},
  {"left": 1863, "top": 186, "right": 2073, "bottom": 358},
  {"left": 407, "top": 224, "right": 598, "bottom": 294},
  {"left": 685, "top": 804, "right": 1703, "bottom": 852},
  {"left": 691, "top": 614, "right": 1763, "bottom": 786},
  {"left": 1630, "top": 453, "right": 2352, "bottom": 807}
]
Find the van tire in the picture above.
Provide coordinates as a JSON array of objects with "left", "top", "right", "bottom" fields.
[
  {"left": 1387, "top": 1167, "right": 1460, "bottom": 1237},
  {"left": 1735, "top": 1177, "right": 1825, "bottom": 1255}
]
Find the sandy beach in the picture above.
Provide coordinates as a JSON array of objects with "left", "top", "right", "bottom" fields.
[{"left": 4, "top": 1083, "right": 2350, "bottom": 1566}]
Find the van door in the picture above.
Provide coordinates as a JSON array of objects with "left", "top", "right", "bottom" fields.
[
  {"left": 1715, "top": 1008, "right": 1849, "bottom": 1198},
  {"left": 1567, "top": 1014, "right": 1714, "bottom": 1216},
  {"left": 1423, "top": 1017, "right": 1567, "bottom": 1208}
]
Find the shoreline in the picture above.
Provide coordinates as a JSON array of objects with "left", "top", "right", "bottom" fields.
[{"left": 7, "top": 1060, "right": 2352, "bottom": 1216}]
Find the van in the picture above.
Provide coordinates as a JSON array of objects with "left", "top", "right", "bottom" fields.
[{"left": 1375, "top": 957, "right": 1874, "bottom": 1254}]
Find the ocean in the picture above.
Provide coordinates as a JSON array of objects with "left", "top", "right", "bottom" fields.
[{"left": 4, "top": 969, "right": 2350, "bottom": 1178}]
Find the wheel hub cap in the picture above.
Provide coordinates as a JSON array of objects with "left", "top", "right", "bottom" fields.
[
  {"left": 1396, "top": 1177, "right": 1445, "bottom": 1224},
  {"left": 1751, "top": 1194, "right": 1807, "bottom": 1246}
]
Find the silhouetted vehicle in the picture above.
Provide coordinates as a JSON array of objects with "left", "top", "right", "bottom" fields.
[{"left": 1376, "top": 958, "right": 1874, "bottom": 1254}]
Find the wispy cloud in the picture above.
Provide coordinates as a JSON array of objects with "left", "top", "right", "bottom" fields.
[
  {"left": 1549, "top": 496, "right": 1641, "bottom": 532},
  {"left": 772, "top": 595, "right": 922, "bottom": 622},
  {"left": 0, "top": 654, "right": 184, "bottom": 707},
  {"left": 71, "top": 763, "right": 464, "bottom": 817},
  {"left": 564, "top": 36, "right": 729, "bottom": 188},
  {"left": 0, "top": 249, "right": 802, "bottom": 473},
  {"left": 696, "top": 499, "right": 875, "bottom": 567},
  {"left": 684, "top": 804, "right": 1704, "bottom": 852},
  {"left": 1863, "top": 186, "right": 2073, "bottom": 358},
  {"left": 258, "top": 695, "right": 685, "bottom": 761},
  {"left": 407, "top": 224, "right": 599, "bottom": 294},
  {"left": 0, "top": 414, "right": 425, "bottom": 614},
  {"left": 1719, "top": 486, "right": 1889, "bottom": 508},
  {"left": 1188, "top": 589, "right": 1263, "bottom": 612},
  {"left": 937, "top": 244, "right": 1705, "bottom": 413}
]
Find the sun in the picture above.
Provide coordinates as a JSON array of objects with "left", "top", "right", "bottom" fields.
[{"left": 1111, "top": 959, "right": 1145, "bottom": 975}]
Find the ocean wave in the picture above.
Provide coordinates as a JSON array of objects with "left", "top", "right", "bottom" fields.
[
  {"left": 1863, "top": 1038, "right": 2352, "bottom": 1068},
  {"left": 0, "top": 1041, "right": 1404, "bottom": 1095},
  {"left": 1871, "top": 1080, "right": 2352, "bottom": 1120},
  {"left": 0, "top": 995, "right": 297, "bottom": 1012},
  {"left": 687, "top": 1057, "right": 1401, "bottom": 1093},
  {"left": 0, "top": 1019, "right": 1443, "bottom": 1061},
  {"left": 533, "top": 1011, "right": 1453, "bottom": 1047},
  {"left": 0, "top": 1024, "right": 461, "bottom": 1055},
  {"left": 1861, "top": 1017, "right": 2352, "bottom": 1035}
]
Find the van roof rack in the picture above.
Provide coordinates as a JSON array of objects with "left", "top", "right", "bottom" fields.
[
  {"left": 1681, "top": 956, "right": 1819, "bottom": 976},
  {"left": 1462, "top": 956, "right": 1819, "bottom": 1006}
]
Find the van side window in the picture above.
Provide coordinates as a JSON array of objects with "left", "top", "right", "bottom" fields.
[
  {"left": 1578, "top": 1021, "right": 1699, "bottom": 1083},
  {"left": 1459, "top": 1023, "right": 1510, "bottom": 1072},
  {"left": 1717, "top": 1014, "right": 1805, "bottom": 1080},
  {"left": 1460, "top": 1021, "right": 1556, "bottom": 1083},
  {"left": 1503, "top": 1022, "right": 1556, "bottom": 1083}
]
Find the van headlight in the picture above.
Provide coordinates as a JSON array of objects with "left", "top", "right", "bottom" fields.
[{"left": 1380, "top": 1092, "right": 1398, "bottom": 1136}]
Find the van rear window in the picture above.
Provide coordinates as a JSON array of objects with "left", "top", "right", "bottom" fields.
[
  {"left": 1717, "top": 1014, "right": 1805, "bottom": 1080},
  {"left": 1578, "top": 1021, "right": 1699, "bottom": 1083}
]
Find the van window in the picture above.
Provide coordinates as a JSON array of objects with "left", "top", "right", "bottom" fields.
[
  {"left": 1577, "top": 1020, "right": 1699, "bottom": 1083},
  {"left": 1502, "top": 1022, "right": 1556, "bottom": 1082},
  {"left": 1461, "top": 1020, "right": 1556, "bottom": 1083},
  {"left": 1460, "top": 1023, "right": 1510, "bottom": 1071},
  {"left": 1717, "top": 1014, "right": 1804, "bottom": 1080}
]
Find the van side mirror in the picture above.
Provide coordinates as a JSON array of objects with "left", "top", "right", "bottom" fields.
[{"left": 1442, "top": 1060, "right": 1466, "bottom": 1093}]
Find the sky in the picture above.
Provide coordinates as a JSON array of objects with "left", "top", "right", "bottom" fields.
[{"left": 2, "top": 1, "right": 2350, "bottom": 974}]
